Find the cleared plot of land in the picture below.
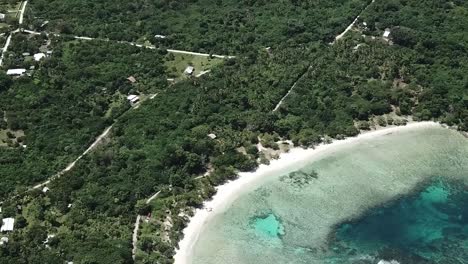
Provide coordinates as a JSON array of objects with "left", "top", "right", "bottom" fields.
[
  {"left": 164, "top": 53, "right": 223, "bottom": 80},
  {"left": 0, "top": 1, "right": 21, "bottom": 19}
]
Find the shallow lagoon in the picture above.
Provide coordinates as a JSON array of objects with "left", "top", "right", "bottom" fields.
[{"left": 190, "top": 126, "right": 468, "bottom": 264}]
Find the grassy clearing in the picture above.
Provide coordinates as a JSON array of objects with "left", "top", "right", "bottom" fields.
[
  {"left": 164, "top": 52, "right": 223, "bottom": 80},
  {"left": 0, "top": 1, "right": 21, "bottom": 18}
]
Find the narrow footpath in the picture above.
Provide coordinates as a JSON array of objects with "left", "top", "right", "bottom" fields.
[
  {"left": 31, "top": 126, "right": 113, "bottom": 190},
  {"left": 20, "top": 30, "right": 235, "bottom": 59},
  {"left": 272, "top": 0, "right": 377, "bottom": 112},
  {"left": 18, "top": 1, "right": 28, "bottom": 25},
  {"left": 0, "top": 34, "right": 13, "bottom": 67},
  {"left": 272, "top": 65, "right": 312, "bottom": 112},
  {"left": 331, "top": 0, "right": 376, "bottom": 44},
  {"left": 0, "top": 1, "right": 28, "bottom": 66}
]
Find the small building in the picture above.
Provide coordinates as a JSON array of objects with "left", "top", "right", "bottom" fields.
[
  {"left": 207, "top": 133, "right": 217, "bottom": 139},
  {"left": 127, "top": 76, "right": 137, "bottom": 83},
  {"left": 43, "top": 234, "right": 55, "bottom": 244},
  {"left": 0, "top": 237, "right": 8, "bottom": 246},
  {"left": 42, "top": 186, "right": 49, "bottom": 193},
  {"left": 33, "top": 53, "right": 46, "bottom": 61},
  {"left": 184, "top": 66, "right": 194, "bottom": 75},
  {"left": 0, "top": 13, "right": 5, "bottom": 21},
  {"left": 383, "top": 28, "right": 391, "bottom": 38},
  {"left": 1, "top": 218, "right": 14, "bottom": 232},
  {"left": 155, "top": 35, "right": 167, "bottom": 39},
  {"left": 127, "top": 95, "right": 140, "bottom": 104},
  {"left": 6, "top": 69, "right": 26, "bottom": 76},
  {"left": 40, "top": 20, "right": 49, "bottom": 28},
  {"left": 22, "top": 52, "right": 31, "bottom": 56}
]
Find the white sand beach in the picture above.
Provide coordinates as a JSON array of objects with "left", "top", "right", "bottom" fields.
[{"left": 173, "top": 121, "right": 442, "bottom": 264}]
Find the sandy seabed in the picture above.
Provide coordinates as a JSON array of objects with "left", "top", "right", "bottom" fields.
[{"left": 173, "top": 121, "right": 443, "bottom": 264}]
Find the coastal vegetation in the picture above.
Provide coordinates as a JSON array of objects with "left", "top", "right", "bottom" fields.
[{"left": 0, "top": 0, "right": 467, "bottom": 263}]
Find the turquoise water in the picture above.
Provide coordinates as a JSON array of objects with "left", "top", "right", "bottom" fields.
[
  {"left": 190, "top": 126, "right": 468, "bottom": 264},
  {"left": 252, "top": 213, "right": 285, "bottom": 240}
]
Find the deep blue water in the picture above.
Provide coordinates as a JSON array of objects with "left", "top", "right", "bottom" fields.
[{"left": 333, "top": 179, "right": 468, "bottom": 263}]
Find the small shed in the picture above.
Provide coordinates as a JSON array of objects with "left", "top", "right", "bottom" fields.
[
  {"left": 22, "top": 52, "right": 31, "bottom": 56},
  {"left": 207, "top": 133, "right": 217, "bottom": 139},
  {"left": 42, "top": 186, "right": 49, "bottom": 193},
  {"left": 155, "top": 35, "right": 167, "bottom": 39},
  {"left": 33, "top": 53, "right": 46, "bottom": 61},
  {"left": 127, "top": 76, "right": 137, "bottom": 83},
  {"left": 6, "top": 69, "right": 26, "bottom": 76},
  {"left": 0, "top": 14, "right": 5, "bottom": 21},
  {"left": 44, "top": 234, "right": 55, "bottom": 244},
  {"left": 383, "top": 28, "right": 391, "bottom": 38},
  {"left": 0, "top": 237, "right": 8, "bottom": 245},
  {"left": 40, "top": 21, "right": 49, "bottom": 28},
  {"left": 127, "top": 95, "right": 140, "bottom": 104},
  {"left": 1, "top": 218, "right": 14, "bottom": 232},
  {"left": 184, "top": 66, "right": 194, "bottom": 75}
]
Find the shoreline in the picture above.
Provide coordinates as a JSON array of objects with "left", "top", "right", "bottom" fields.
[{"left": 173, "top": 121, "right": 442, "bottom": 264}]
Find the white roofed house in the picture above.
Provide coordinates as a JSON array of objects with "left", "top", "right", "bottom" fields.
[
  {"left": 0, "top": 13, "right": 5, "bottom": 21},
  {"left": 184, "top": 66, "right": 194, "bottom": 75},
  {"left": 383, "top": 28, "right": 391, "bottom": 39},
  {"left": 1, "top": 218, "right": 14, "bottom": 232},
  {"left": 127, "top": 76, "right": 137, "bottom": 83},
  {"left": 6, "top": 69, "right": 27, "bottom": 76},
  {"left": 0, "top": 236, "right": 8, "bottom": 245},
  {"left": 34, "top": 53, "right": 46, "bottom": 62},
  {"left": 127, "top": 94, "right": 140, "bottom": 105}
]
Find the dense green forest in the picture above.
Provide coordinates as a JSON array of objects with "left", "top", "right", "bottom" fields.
[
  {"left": 0, "top": 38, "right": 167, "bottom": 199},
  {"left": 27, "top": 0, "right": 370, "bottom": 53},
  {"left": 0, "top": 0, "right": 467, "bottom": 263},
  {"left": 358, "top": 0, "right": 468, "bottom": 129}
]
